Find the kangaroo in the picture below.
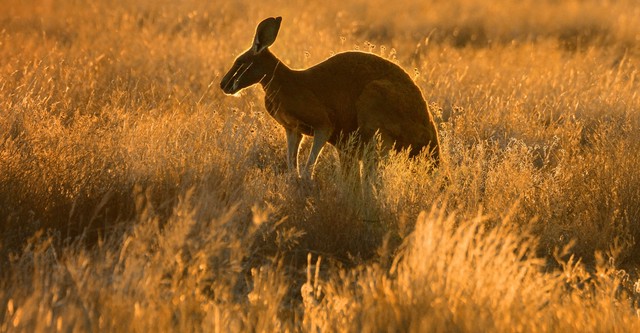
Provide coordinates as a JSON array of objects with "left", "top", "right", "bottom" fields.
[{"left": 220, "top": 17, "right": 440, "bottom": 178}]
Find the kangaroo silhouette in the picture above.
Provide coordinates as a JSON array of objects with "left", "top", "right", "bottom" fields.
[{"left": 221, "top": 17, "right": 440, "bottom": 178}]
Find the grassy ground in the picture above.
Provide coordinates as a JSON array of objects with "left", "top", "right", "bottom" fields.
[{"left": 1, "top": 0, "right": 640, "bottom": 331}]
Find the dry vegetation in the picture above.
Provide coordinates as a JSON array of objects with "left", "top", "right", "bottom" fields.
[{"left": 1, "top": 0, "right": 640, "bottom": 331}]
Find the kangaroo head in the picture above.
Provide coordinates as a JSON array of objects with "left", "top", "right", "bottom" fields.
[{"left": 220, "top": 17, "right": 282, "bottom": 95}]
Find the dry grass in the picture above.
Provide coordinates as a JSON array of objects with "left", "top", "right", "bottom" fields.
[{"left": 1, "top": 0, "right": 640, "bottom": 331}]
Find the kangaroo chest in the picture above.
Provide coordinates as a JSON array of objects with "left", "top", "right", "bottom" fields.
[{"left": 264, "top": 95, "right": 314, "bottom": 136}]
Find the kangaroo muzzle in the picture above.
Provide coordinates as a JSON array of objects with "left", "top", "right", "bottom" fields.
[{"left": 220, "top": 62, "right": 254, "bottom": 95}]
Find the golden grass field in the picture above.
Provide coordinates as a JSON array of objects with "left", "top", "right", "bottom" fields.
[{"left": 1, "top": 0, "right": 640, "bottom": 331}]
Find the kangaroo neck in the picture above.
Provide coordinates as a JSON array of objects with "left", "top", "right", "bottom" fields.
[{"left": 259, "top": 50, "right": 292, "bottom": 98}]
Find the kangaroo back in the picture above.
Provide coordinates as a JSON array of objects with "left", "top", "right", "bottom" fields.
[{"left": 301, "top": 52, "right": 440, "bottom": 160}]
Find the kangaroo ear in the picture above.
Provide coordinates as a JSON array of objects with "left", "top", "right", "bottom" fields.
[{"left": 253, "top": 17, "right": 282, "bottom": 53}]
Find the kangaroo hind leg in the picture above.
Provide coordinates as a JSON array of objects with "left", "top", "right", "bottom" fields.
[{"left": 355, "top": 80, "right": 406, "bottom": 154}]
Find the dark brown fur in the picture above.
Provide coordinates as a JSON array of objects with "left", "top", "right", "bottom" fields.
[{"left": 221, "top": 17, "right": 440, "bottom": 177}]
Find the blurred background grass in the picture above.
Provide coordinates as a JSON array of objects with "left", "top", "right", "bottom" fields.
[{"left": 1, "top": 0, "right": 640, "bottom": 331}]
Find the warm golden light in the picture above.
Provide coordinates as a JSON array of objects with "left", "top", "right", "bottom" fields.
[{"left": 0, "top": 0, "right": 639, "bottom": 331}]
